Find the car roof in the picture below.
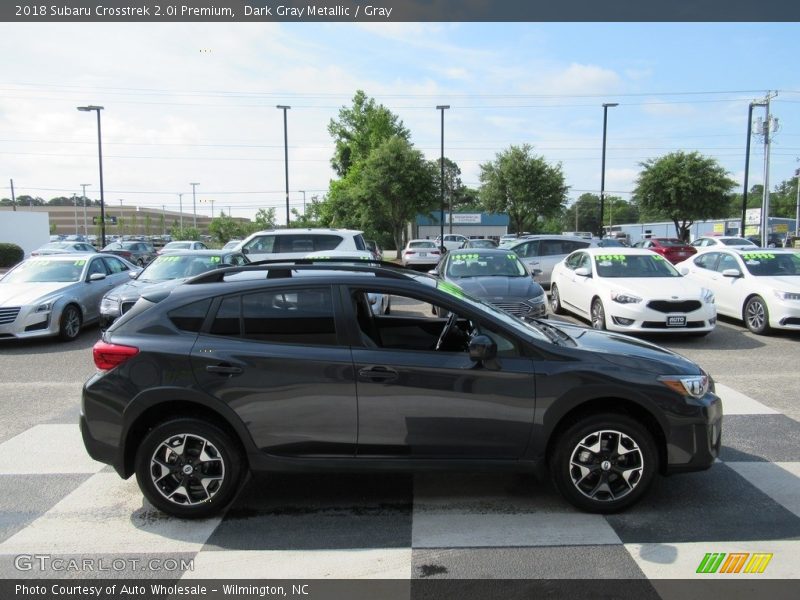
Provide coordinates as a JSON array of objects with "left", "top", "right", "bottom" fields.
[
  {"left": 153, "top": 249, "right": 239, "bottom": 256},
  {"left": 27, "top": 252, "right": 100, "bottom": 260},
  {"left": 449, "top": 248, "right": 517, "bottom": 255},
  {"left": 246, "top": 228, "right": 364, "bottom": 236},
  {"left": 726, "top": 248, "right": 797, "bottom": 255},
  {"left": 583, "top": 247, "right": 659, "bottom": 257}
]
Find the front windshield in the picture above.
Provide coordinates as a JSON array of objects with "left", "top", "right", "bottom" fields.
[
  {"left": 3, "top": 258, "right": 85, "bottom": 283},
  {"left": 446, "top": 253, "right": 527, "bottom": 278},
  {"left": 138, "top": 255, "right": 222, "bottom": 282},
  {"left": 594, "top": 254, "right": 681, "bottom": 278},
  {"left": 419, "top": 276, "right": 551, "bottom": 344},
  {"left": 740, "top": 252, "right": 800, "bottom": 277}
]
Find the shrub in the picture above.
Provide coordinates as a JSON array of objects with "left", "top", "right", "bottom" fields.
[{"left": 0, "top": 243, "right": 24, "bottom": 268}]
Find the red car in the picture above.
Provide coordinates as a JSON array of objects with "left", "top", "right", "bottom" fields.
[{"left": 636, "top": 238, "right": 697, "bottom": 264}]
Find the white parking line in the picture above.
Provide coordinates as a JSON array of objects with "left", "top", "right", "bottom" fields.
[
  {"left": 726, "top": 462, "right": 800, "bottom": 518},
  {"left": 0, "top": 424, "right": 105, "bottom": 474},
  {"left": 714, "top": 384, "right": 779, "bottom": 415}
]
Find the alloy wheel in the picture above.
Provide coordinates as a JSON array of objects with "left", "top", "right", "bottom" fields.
[
  {"left": 149, "top": 433, "right": 226, "bottom": 506},
  {"left": 568, "top": 429, "right": 644, "bottom": 502}
]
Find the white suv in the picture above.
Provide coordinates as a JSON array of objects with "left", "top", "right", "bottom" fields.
[{"left": 240, "top": 228, "right": 367, "bottom": 262}]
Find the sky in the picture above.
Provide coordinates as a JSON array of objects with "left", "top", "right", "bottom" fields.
[{"left": 1, "top": 21, "right": 799, "bottom": 221}]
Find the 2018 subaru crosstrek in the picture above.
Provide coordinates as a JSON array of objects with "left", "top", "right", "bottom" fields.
[{"left": 81, "top": 260, "right": 722, "bottom": 518}]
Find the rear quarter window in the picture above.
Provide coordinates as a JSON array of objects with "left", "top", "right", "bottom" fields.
[{"left": 168, "top": 299, "right": 212, "bottom": 332}]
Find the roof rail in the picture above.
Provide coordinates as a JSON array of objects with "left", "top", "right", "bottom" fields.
[{"left": 186, "top": 258, "right": 412, "bottom": 285}]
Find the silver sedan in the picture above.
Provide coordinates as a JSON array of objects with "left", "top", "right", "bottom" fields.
[{"left": 0, "top": 253, "right": 138, "bottom": 341}]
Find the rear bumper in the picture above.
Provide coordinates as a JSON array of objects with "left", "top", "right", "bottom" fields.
[{"left": 80, "top": 414, "right": 124, "bottom": 475}]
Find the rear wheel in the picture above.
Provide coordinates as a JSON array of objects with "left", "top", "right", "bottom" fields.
[
  {"left": 550, "top": 413, "right": 657, "bottom": 513},
  {"left": 135, "top": 418, "right": 244, "bottom": 519},
  {"left": 744, "top": 296, "right": 770, "bottom": 335},
  {"left": 590, "top": 298, "right": 606, "bottom": 330},
  {"left": 58, "top": 304, "right": 82, "bottom": 341},
  {"left": 550, "top": 284, "right": 564, "bottom": 315}
]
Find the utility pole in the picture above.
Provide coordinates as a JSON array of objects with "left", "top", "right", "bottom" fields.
[
  {"left": 190, "top": 182, "right": 199, "bottom": 229},
  {"left": 73, "top": 194, "right": 78, "bottom": 235},
  {"left": 741, "top": 101, "right": 761, "bottom": 236},
  {"left": 276, "top": 105, "right": 291, "bottom": 227},
  {"left": 599, "top": 102, "right": 619, "bottom": 238},
  {"left": 162, "top": 205, "right": 166, "bottom": 235},
  {"left": 755, "top": 92, "right": 778, "bottom": 247},
  {"left": 795, "top": 165, "right": 800, "bottom": 238},
  {"left": 178, "top": 193, "right": 184, "bottom": 230},
  {"left": 81, "top": 183, "right": 90, "bottom": 236},
  {"left": 436, "top": 105, "right": 450, "bottom": 243},
  {"left": 9, "top": 179, "right": 15, "bottom": 211}
]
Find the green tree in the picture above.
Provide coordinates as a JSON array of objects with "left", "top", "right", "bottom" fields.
[
  {"left": 208, "top": 211, "right": 242, "bottom": 244},
  {"left": 170, "top": 226, "right": 200, "bottom": 240},
  {"left": 633, "top": 151, "right": 737, "bottom": 241},
  {"left": 16, "top": 195, "right": 45, "bottom": 207},
  {"left": 355, "top": 136, "right": 437, "bottom": 257},
  {"left": 479, "top": 144, "right": 569, "bottom": 235},
  {"left": 328, "top": 90, "right": 410, "bottom": 177},
  {"left": 253, "top": 207, "right": 277, "bottom": 230}
]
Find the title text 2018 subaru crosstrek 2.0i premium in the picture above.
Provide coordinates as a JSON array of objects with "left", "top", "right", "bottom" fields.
[{"left": 81, "top": 260, "right": 722, "bottom": 518}]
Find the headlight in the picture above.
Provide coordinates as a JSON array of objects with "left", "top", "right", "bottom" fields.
[
  {"left": 526, "top": 294, "right": 545, "bottom": 305},
  {"left": 35, "top": 297, "right": 61, "bottom": 313},
  {"left": 658, "top": 375, "right": 709, "bottom": 399},
  {"left": 611, "top": 291, "right": 642, "bottom": 304},
  {"left": 701, "top": 287, "right": 715, "bottom": 304},
  {"left": 773, "top": 290, "right": 800, "bottom": 301},
  {"left": 100, "top": 296, "right": 121, "bottom": 314}
]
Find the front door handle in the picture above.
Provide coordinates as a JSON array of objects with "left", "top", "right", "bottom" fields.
[
  {"left": 358, "top": 366, "right": 398, "bottom": 383},
  {"left": 206, "top": 364, "right": 243, "bottom": 376}
]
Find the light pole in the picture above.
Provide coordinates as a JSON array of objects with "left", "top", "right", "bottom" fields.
[
  {"left": 277, "top": 105, "right": 291, "bottom": 227},
  {"left": 178, "top": 193, "right": 184, "bottom": 231},
  {"left": 80, "top": 183, "right": 90, "bottom": 237},
  {"left": 794, "top": 167, "right": 800, "bottom": 238},
  {"left": 190, "top": 183, "right": 199, "bottom": 229},
  {"left": 73, "top": 194, "right": 78, "bottom": 236},
  {"left": 436, "top": 105, "right": 450, "bottom": 246},
  {"left": 201, "top": 198, "right": 215, "bottom": 219},
  {"left": 599, "top": 102, "right": 618, "bottom": 238},
  {"left": 741, "top": 101, "right": 763, "bottom": 236},
  {"left": 77, "top": 105, "right": 106, "bottom": 247}
]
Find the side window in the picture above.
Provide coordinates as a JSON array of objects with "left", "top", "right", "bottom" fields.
[
  {"left": 540, "top": 240, "right": 565, "bottom": 257},
  {"left": 169, "top": 299, "right": 212, "bottom": 332},
  {"left": 716, "top": 254, "right": 740, "bottom": 273},
  {"left": 87, "top": 258, "right": 108, "bottom": 276},
  {"left": 568, "top": 240, "right": 591, "bottom": 252},
  {"left": 354, "top": 234, "right": 367, "bottom": 251},
  {"left": 693, "top": 252, "right": 717, "bottom": 270},
  {"left": 565, "top": 253, "right": 583, "bottom": 270},
  {"left": 102, "top": 257, "right": 129, "bottom": 274},
  {"left": 241, "top": 287, "right": 337, "bottom": 345},
  {"left": 515, "top": 241, "right": 537, "bottom": 258},
  {"left": 578, "top": 253, "right": 592, "bottom": 270},
  {"left": 210, "top": 296, "right": 241, "bottom": 337},
  {"left": 244, "top": 235, "right": 276, "bottom": 253}
]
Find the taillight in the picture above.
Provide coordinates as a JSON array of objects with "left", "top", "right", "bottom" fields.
[
  {"left": 93, "top": 340, "right": 139, "bottom": 371},
  {"left": 405, "top": 250, "right": 415, "bottom": 255},
  {"left": 432, "top": 250, "right": 440, "bottom": 255}
]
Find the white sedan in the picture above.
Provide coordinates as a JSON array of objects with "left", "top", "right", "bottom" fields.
[
  {"left": 675, "top": 249, "right": 800, "bottom": 334},
  {"left": 550, "top": 248, "right": 716, "bottom": 335},
  {"left": 401, "top": 240, "right": 442, "bottom": 268},
  {"left": 691, "top": 236, "right": 758, "bottom": 251}
]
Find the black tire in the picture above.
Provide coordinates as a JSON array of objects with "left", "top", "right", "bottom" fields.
[
  {"left": 744, "top": 295, "right": 770, "bottom": 335},
  {"left": 550, "top": 284, "right": 564, "bottom": 315},
  {"left": 549, "top": 413, "right": 657, "bottom": 513},
  {"left": 58, "top": 304, "right": 82, "bottom": 341},
  {"left": 590, "top": 298, "right": 606, "bottom": 330},
  {"left": 135, "top": 418, "right": 244, "bottom": 519}
]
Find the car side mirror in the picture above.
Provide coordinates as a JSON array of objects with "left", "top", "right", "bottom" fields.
[
  {"left": 722, "top": 268, "right": 742, "bottom": 278},
  {"left": 469, "top": 335, "right": 497, "bottom": 363},
  {"left": 679, "top": 266, "right": 689, "bottom": 276},
  {"left": 428, "top": 269, "right": 439, "bottom": 277},
  {"left": 88, "top": 272, "right": 106, "bottom": 282},
  {"left": 531, "top": 268, "right": 543, "bottom": 278},
  {"left": 575, "top": 267, "right": 591, "bottom": 277}
]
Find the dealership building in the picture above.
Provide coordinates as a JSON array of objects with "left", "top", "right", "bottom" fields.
[{"left": 412, "top": 212, "right": 510, "bottom": 240}]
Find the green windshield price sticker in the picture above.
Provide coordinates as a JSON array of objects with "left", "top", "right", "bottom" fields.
[
  {"left": 438, "top": 280, "right": 465, "bottom": 299},
  {"left": 652, "top": 255, "right": 665, "bottom": 261},
  {"left": 73, "top": 260, "right": 86, "bottom": 266},
  {"left": 597, "top": 254, "right": 627, "bottom": 261},
  {"left": 210, "top": 256, "right": 221, "bottom": 263},
  {"left": 742, "top": 253, "right": 774, "bottom": 260}
]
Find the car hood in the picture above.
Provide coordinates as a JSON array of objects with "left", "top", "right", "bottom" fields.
[
  {"left": 452, "top": 276, "right": 542, "bottom": 299},
  {"left": 0, "top": 282, "right": 76, "bottom": 306},
  {"left": 545, "top": 320, "right": 702, "bottom": 375},
  {"left": 603, "top": 277, "right": 704, "bottom": 299},
  {"left": 106, "top": 277, "right": 187, "bottom": 301}
]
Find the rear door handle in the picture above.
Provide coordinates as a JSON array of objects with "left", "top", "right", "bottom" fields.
[
  {"left": 205, "top": 364, "right": 243, "bottom": 375},
  {"left": 358, "top": 366, "right": 398, "bottom": 382}
]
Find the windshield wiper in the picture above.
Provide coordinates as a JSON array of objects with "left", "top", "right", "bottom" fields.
[{"left": 528, "top": 318, "right": 575, "bottom": 346}]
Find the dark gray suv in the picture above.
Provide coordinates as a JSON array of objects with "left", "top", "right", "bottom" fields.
[{"left": 81, "top": 260, "right": 722, "bottom": 518}]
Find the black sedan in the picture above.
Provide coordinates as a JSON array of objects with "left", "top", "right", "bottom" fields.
[
  {"left": 99, "top": 249, "right": 248, "bottom": 329},
  {"left": 430, "top": 248, "right": 547, "bottom": 320}
]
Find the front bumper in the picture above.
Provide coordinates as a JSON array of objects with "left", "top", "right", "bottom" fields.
[
  {"left": 0, "top": 304, "right": 61, "bottom": 340},
  {"left": 605, "top": 300, "right": 716, "bottom": 333},
  {"left": 769, "top": 298, "right": 800, "bottom": 330},
  {"left": 664, "top": 391, "right": 723, "bottom": 474}
]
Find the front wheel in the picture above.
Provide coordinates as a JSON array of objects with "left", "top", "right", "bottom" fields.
[
  {"left": 590, "top": 298, "right": 606, "bottom": 330},
  {"left": 550, "top": 284, "right": 564, "bottom": 315},
  {"left": 58, "top": 304, "right": 82, "bottom": 341},
  {"left": 135, "top": 418, "right": 244, "bottom": 519},
  {"left": 550, "top": 414, "right": 657, "bottom": 513},
  {"left": 744, "top": 296, "right": 770, "bottom": 335}
]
